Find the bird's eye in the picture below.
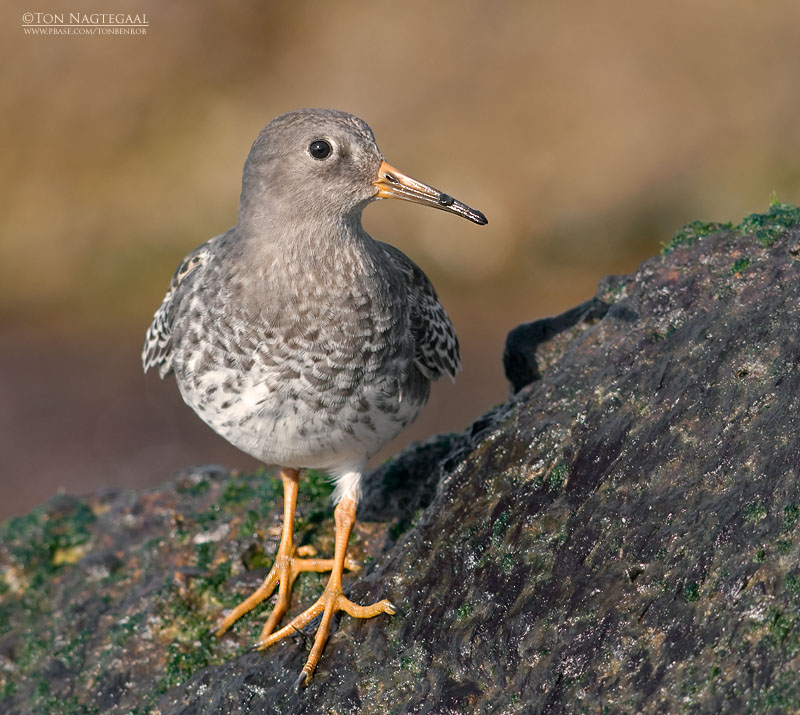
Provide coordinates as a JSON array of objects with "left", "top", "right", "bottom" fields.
[{"left": 309, "top": 140, "right": 332, "bottom": 159}]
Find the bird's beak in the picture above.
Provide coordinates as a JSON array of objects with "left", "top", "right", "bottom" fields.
[{"left": 373, "top": 160, "right": 488, "bottom": 225}]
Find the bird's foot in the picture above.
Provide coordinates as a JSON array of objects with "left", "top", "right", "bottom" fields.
[
  {"left": 254, "top": 583, "right": 396, "bottom": 687},
  {"left": 213, "top": 545, "right": 358, "bottom": 639}
]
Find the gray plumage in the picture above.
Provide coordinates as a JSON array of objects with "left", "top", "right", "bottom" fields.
[{"left": 143, "top": 109, "right": 485, "bottom": 503}]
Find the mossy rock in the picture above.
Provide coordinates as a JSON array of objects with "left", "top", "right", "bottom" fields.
[{"left": 2, "top": 203, "right": 800, "bottom": 713}]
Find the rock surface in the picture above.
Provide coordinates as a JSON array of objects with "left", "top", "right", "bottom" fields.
[{"left": 2, "top": 203, "right": 800, "bottom": 714}]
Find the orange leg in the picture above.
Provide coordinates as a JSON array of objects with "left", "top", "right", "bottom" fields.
[
  {"left": 214, "top": 468, "right": 355, "bottom": 641},
  {"left": 255, "top": 494, "right": 396, "bottom": 687}
]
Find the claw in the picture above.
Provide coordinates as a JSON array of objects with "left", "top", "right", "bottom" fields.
[
  {"left": 383, "top": 600, "right": 398, "bottom": 616},
  {"left": 289, "top": 622, "right": 311, "bottom": 648}
]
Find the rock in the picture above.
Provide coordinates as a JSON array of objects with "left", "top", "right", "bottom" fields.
[{"left": 2, "top": 203, "right": 800, "bottom": 713}]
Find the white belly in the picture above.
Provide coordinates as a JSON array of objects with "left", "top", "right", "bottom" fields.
[{"left": 175, "top": 359, "right": 426, "bottom": 472}]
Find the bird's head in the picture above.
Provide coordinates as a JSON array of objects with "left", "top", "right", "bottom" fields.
[{"left": 238, "top": 108, "right": 487, "bottom": 232}]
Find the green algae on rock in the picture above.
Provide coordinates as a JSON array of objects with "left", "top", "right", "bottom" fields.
[{"left": 0, "top": 468, "right": 389, "bottom": 714}]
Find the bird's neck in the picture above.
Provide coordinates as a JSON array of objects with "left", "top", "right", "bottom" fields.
[{"left": 236, "top": 206, "right": 377, "bottom": 274}]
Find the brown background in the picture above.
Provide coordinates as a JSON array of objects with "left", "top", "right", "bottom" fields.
[{"left": 2, "top": 0, "right": 799, "bottom": 519}]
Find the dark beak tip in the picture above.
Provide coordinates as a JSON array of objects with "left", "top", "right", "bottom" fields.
[{"left": 473, "top": 211, "right": 488, "bottom": 226}]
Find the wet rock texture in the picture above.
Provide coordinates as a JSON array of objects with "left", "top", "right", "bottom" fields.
[{"left": 2, "top": 204, "right": 800, "bottom": 713}]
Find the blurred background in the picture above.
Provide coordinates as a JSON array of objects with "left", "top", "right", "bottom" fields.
[{"left": 2, "top": 0, "right": 800, "bottom": 520}]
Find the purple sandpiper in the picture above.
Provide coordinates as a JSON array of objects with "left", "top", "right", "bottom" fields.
[{"left": 143, "top": 108, "right": 487, "bottom": 685}]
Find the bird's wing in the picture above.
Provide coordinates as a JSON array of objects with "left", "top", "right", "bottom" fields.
[
  {"left": 379, "top": 242, "right": 461, "bottom": 382},
  {"left": 142, "top": 240, "right": 213, "bottom": 378}
]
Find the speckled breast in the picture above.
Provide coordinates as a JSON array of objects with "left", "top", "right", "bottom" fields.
[{"left": 170, "top": 287, "right": 430, "bottom": 471}]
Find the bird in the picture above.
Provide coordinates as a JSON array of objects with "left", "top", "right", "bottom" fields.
[{"left": 142, "top": 108, "right": 487, "bottom": 686}]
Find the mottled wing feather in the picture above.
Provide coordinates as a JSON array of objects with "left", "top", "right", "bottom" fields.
[
  {"left": 142, "top": 242, "right": 211, "bottom": 378},
  {"left": 379, "top": 242, "right": 461, "bottom": 381}
]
